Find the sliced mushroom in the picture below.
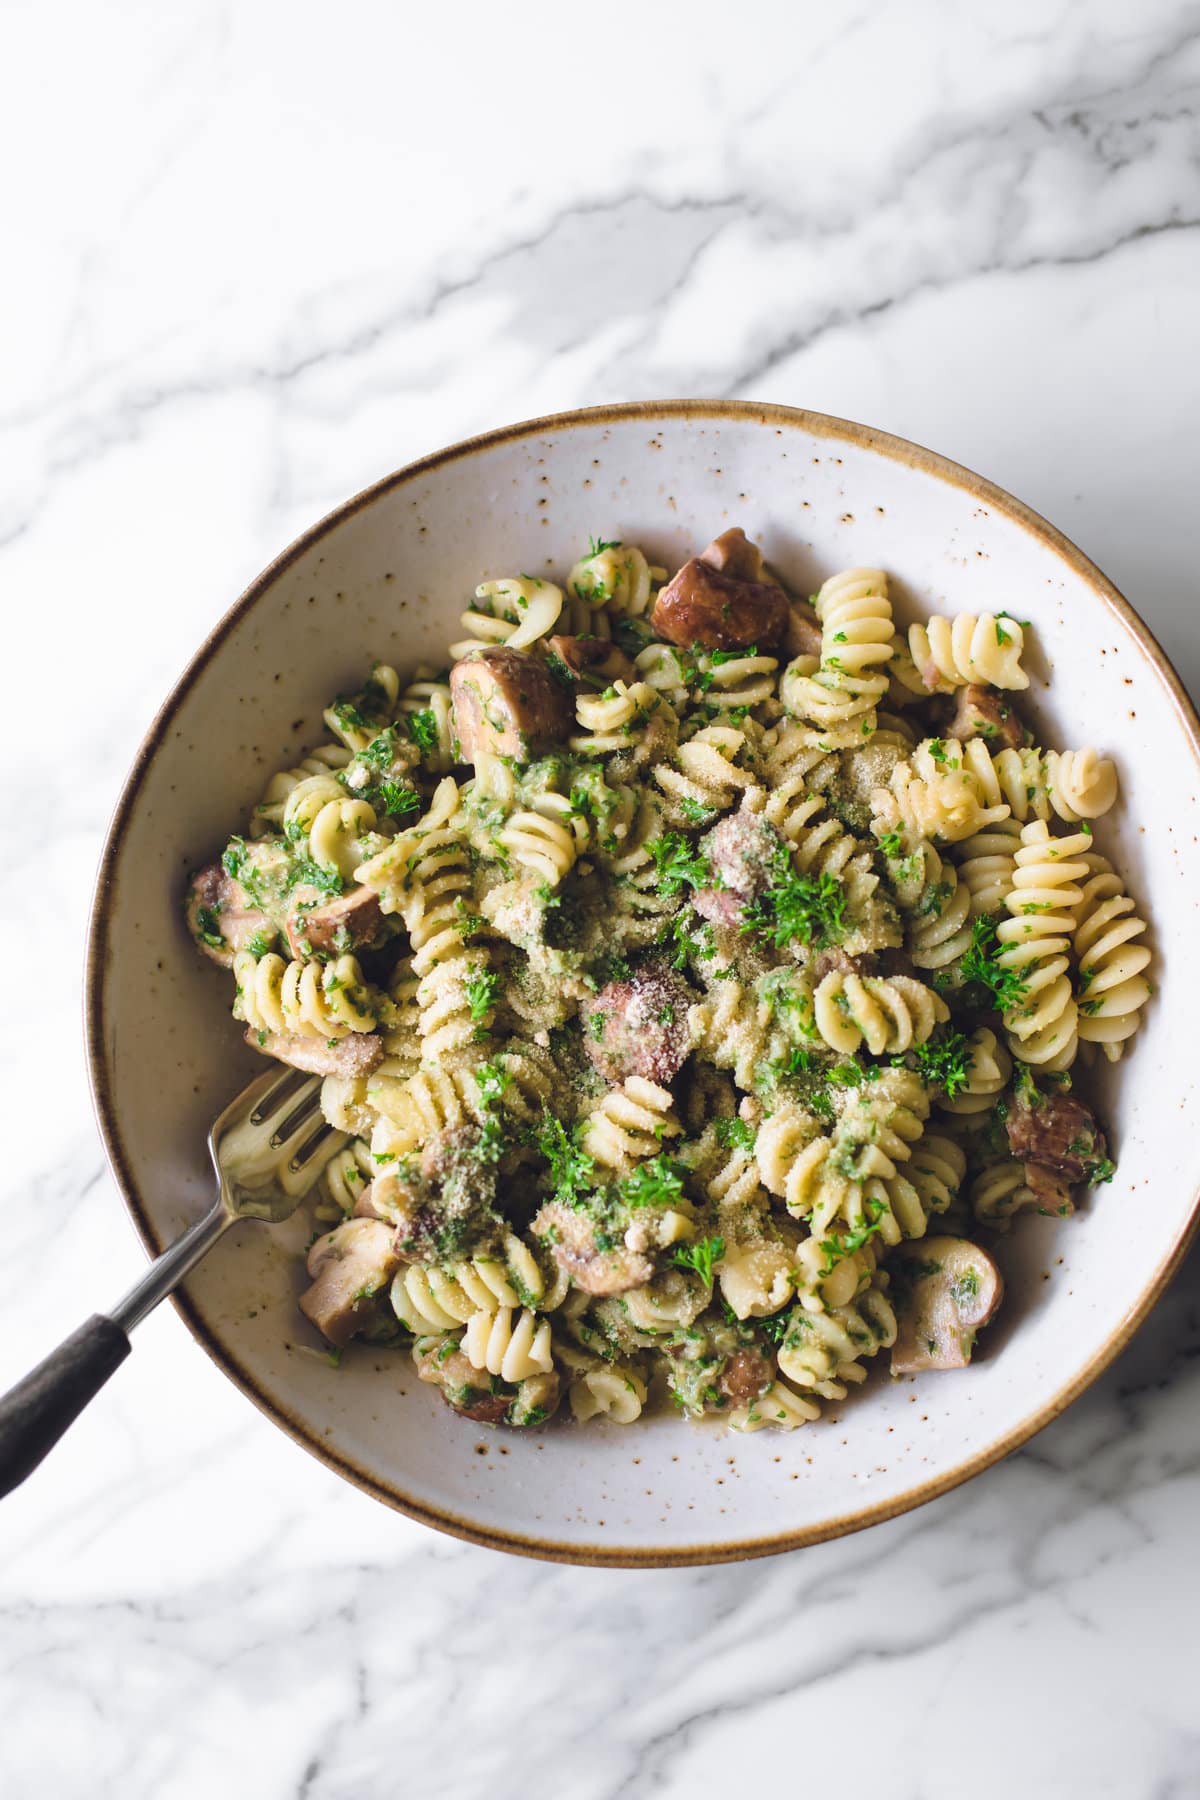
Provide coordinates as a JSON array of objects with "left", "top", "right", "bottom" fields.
[
  {"left": 412, "top": 1337, "right": 561, "bottom": 1425},
  {"left": 583, "top": 965, "right": 695, "bottom": 1084},
  {"left": 890, "top": 1236, "right": 1004, "bottom": 1374},
  {"left": 186, "top": 862, "right": 274, "bottom": 968},
  {"left": 944, "top": 683, "right": 1024, "bottom": 750},
  {"left": 299, "top": 1218, "right": 400, "bottom": 1346},
  {"left": 651, "top": 557, "right": 790, "bottom": 652},
  {"left": 692, "top": 809, "right": 784, "bottom": 928},
  {"left": 718, "top": 1346, "right": 773, "bottom": 1403},
  {"left": 533, "top": 1202, "right": 653, "bottom": 1295},
  {"left": 698, "top": 526, "right": 772, "bottom": 584},
  {"left": 784, "top": 598, "right": 823, "bottom": 660},
  {"left": 245, "top": 1027, "right": 384, "bottom": 1080},
  {"left": 1005, "top": 1090, "right": 1109, "bottom": 1185},
  {"left": 449, "top": 647, "right": 574, "bottom": 762},
  {"left": 545, "top": 634, "right": 636, "bottom": 688},
  {"left": 286, "top": 885, "right": 386, "bottom": 959}
]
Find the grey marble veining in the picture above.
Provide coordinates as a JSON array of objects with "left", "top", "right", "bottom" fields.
[{"left": 2, "top": 3, "right": 1199, "bottom": 1795}]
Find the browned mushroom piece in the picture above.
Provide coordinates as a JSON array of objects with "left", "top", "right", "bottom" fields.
[
  {"left": 810, "top": 945, "right": 879, "bottom": 982},
  {"left": 784, "top": 597, "right": 823, "bottom": 660},
  {"left": 651, "top": 557, "right": 790, "bottom": 652},
  {"left": 450, "top": 647, "right": 574, "bottom": 762},
  {"left": 244, "top": 1026, "right": 384, "bottom": 1081},
  {"left": 298, "top": 1218, "right": 400, "bottom": 1347},
  {"left": 286, "top": 885, "right": 386, "bottom": 959},
  {"left": 718, "top": 1347, "right": 772, "bottom": 1403},
  {"left": 412, "top": 1338, "right": 562, "bottom": 1426},
  {"left": 890, "top": 1237, "right": 1004, "bottom": 1375},
  {"left": 533, "top": 1202, "right": 653, "bottom": 1296},
  {"left": 186, "top": 862, "right": 275, "bottom": 968},
  {"left": 412, "top": 1339, "right": 512, "bottom": 1423},
  {"left": 692, "top": 809, "right": 785, "bottom": 929},
  {"left": 1005, "top": 1089, "right": 1109, "bottom": 1185},
  {"left": 698, "top": 526, "right": 772, "bottom": 584},
  {"left": 945, "top": 683, "right": 1024, "bottom": 750},
  {"left": 545, "top": 634, "right": 636, "bottom": 688},
  {"left": 1022, "top": 1161, "right": 1076, "bottom": 1217},
  {"left": 583, "top": 965, "right": 695, "bottom": 1084}
]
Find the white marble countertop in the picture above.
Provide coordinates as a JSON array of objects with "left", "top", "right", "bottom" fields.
[{"left": 3, "top": 4, "right": 1199, "bottom": 1795}]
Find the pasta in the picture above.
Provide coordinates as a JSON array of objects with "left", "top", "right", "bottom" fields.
[
  {"left": 189, "top": 527, "right": 1145, "bottom": 1434},
  {"left": 891, "top": 614, "right": 1028, "bottom": 694}
]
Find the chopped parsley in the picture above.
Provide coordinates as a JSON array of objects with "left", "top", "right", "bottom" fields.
[
  {"left": 671, "top": 1234, "right": 725, "bottom": 1285},
  {"left": 647, "top": 832, "right": 712, "bottom": 897},
  {"left": 960, "top": 913, "right": 1029, "bottom": 1012},
  {"left": 618, "top": 1155, "right": 686, "bottom": 1210},
  {"left": 714, "top": 1116, "right": 756, "bottom": 1151},
  {"left": 678, "top": 796, "right": 717, "bottom": 826},
  {"left": 536, "top": 1112, "right": 595, "bottom": 1207},
  {"left": 742, "top": 842, "right": 845, "bottom": 950},
  {"left": 876, "top": 830, "right": 903, "bottom": 859},
  {"left": 907, "top": 1026, "right": 974, "bottom": 1098},
  {"left": 464, "top": 968, "right": 500, "bottom": 1023},
  {"left": 404, "top": 708, "right": 441, "bottom": 755},
  {"left": 378, "top": 779, "right": 419, "bottom": 818},
  {"left": 193, "top": 904, "right": 225, "bottom": 951}
]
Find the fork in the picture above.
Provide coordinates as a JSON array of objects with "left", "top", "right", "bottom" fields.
[{"left": 0, "top": 1067, "right": 344, "bottom": 1498}]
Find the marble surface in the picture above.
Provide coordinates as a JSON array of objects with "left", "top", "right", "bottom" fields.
[{"left": 3, "top": 3, "right": 1200, "bottom": 1794}]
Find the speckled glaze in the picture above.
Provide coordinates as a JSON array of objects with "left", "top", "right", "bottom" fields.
[{"left": 86, "top": 402, "right": 1200, "bottom": 1565}]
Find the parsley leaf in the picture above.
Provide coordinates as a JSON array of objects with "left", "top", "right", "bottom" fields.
[
  {"left": 671, "top": 1233, "right": 725, "bottom": 1285},
  {"left": 464, "top": 968, "right": 500, "bottom": 1023},
  {"left": 536, "top": 1112, "right": 595, "bottom": 1207},
  {"left": 618, "top": 1155, "right": 686, "bottom": 1210},
  {"left": 742, "top": 841, "right": 845, "bottom": 950},
  {"left": 961, "top": 913, "right": 1029, "bottom": 1012},
  {"left": 647, "top": 832, "right": 712, "bottom": 897},
  {"left": 714, "top": 1116, "right": 756, "bottom": 1151},
  {"left": 906, "top": 1025, "right": 974, "bottom": 1097}
]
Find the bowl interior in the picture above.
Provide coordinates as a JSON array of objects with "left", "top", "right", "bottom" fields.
[{"left": 90, "top": 404, "right": 1200, "bottom": 1562}]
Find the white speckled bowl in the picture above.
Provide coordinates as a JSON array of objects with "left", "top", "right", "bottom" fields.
[{"left": 87, "top": 402, "right": 1200, "bottom": 1564}]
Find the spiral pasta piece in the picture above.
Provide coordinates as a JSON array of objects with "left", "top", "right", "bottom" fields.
[
  {"left": 717, "top": 1234, "right": 797, "bottom": 1321},
  {"left": 873, "top": 758, "right": 1011, "bottom": 845},
  {"left": 812, "top": 971, "right": 949, "bottom": 1056},
  {"left": 652, "top": 722, "right": 758, "bottom": 818},
  {"left": 253, "top": 745, "right": 351, "bottom": 834},
  {"left": 996, "top": 820, "right": 1091, "bottom": 1069},
  {"left": 305, "top": 797, "right": 381, "bottom": 880},
  {"left": 452, "top": 577, "right": 564, "bottom": 658},
  {"left": 693, "top": 649, "right": 780, "bottom": 710},
  {"left": 498, "top": 791, "right": 589, "bottom": 888},
  {"left": 390, "top": 1235, "right": 562, "bottom": 1333},
  {"left": 369, "top": 1041, "right": 555, "bottom": 1159},
  {"left": 1073, "top": 853, "right": 1152, "bottom": 1060},
  {"left": 562, "top": 1354, "right": 649, "bottom": 1424},
  {"left": 728, "top": 1376, "right": 821, "bottom": 1432},
  {"left": 570, "top": 681, "right": 672, "bottom": 755},
  {"left": 953, "top": 816, "right": 1022, "bottom": 916},
  {"left": 895, "top": 614, "right": 1028, "bottom": 693},
  {"left": 234, "top": 950, "right": 379, "bottom": 1038},
  {"left": 324, "top": 664, "right": 401, "bottom": 752},
  {"left": 908, "top": 860, "right": 973, "bottom": 970},
  {"left": 953, "top": 739, "right": 1118, "bottom": 826},
  {"left": 936, "top": 1027, "right": 1012, "bottom": 1115},
  {"left": 783, "top": 568, "right": 894, "bottom": 735},
  {"left": 567, "top": 542, "right": 661, "bottom": 616},
  {"left": 778, "top": 1281, "right": 897, "bottom": 1399},
  {"left": 462, "top": 1307, "right": 554, "bottom": 1381},
  {"left": 581, "top": 1077, "right": 682, "bottom": 1172}
]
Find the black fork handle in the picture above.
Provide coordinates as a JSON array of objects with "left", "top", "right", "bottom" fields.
[{"left": 0, "top": 1316, "right": 131, "bottom": 1498}]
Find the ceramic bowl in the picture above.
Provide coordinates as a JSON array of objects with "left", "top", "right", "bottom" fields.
[{"left": 87, "top": 402, "right": 1200, "bottom": 1565}]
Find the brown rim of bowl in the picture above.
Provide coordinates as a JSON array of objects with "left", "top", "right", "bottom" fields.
[{"left": 85, "top": 399, "right": 1200, "bottom": 1567}]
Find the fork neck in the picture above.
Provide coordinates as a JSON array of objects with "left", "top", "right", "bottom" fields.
[{"left": 109, "top": 1200, "right": 233, "bottom": 1333}]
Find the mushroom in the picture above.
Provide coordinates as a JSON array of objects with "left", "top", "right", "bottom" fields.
[
  {"left": 449, "top": 647, "right": 573, "bottom": 761},
  {"left": 890, "top": 1236, "right": 1004, "bottom": 1374}
]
